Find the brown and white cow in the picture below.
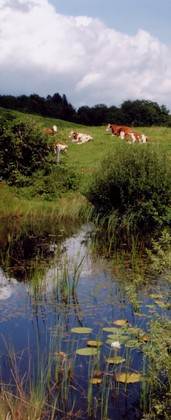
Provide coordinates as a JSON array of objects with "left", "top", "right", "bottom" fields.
[
  {"left": 43, "top": 125, "right": 58, "bottom": 136},
  {"left": 106, "top": 124, "right": 148, "bottom": 143},
  {"left": 106, "top": 124, "right": 132, "bottom": 137},
  {"left": 69, "top": 130, "right": 93, "bottom": 144},
  {"left": 126, "top": 132, "right": 148, "bottom": 144}
]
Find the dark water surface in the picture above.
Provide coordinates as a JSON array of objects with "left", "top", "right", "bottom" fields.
[{"left": 0, "top": 225, "right": 170, "bottom": 419}]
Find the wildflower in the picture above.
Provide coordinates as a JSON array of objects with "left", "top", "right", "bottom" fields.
[{"left": 111, "top": 341, "right": 121, "bottom": 350}]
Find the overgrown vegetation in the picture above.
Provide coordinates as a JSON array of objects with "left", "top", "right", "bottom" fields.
[
  {"left": 85, "top": 144, "right": 171, "bottom": 245},
  {"left": 0, "top": 114, "right": 79, "bottom": 199}
]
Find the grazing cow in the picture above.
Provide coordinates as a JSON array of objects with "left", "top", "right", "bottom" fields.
[
  {"left": 43, "top": 125, "right": 58, "bottom": 136},
  {"left": 53, "top": 142, "right": 68, "bottom": 163},
  {"left": 69, "top": 130, "right": 93, "bottom": 144}
]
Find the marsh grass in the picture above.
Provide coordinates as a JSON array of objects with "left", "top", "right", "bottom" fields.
[{"left": 0, "top": 330, "right": 78, "bottom": 420}]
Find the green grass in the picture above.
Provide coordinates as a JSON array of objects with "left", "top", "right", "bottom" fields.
[{"left": 1, "top": 106, "right": 171, "bottom": 223}]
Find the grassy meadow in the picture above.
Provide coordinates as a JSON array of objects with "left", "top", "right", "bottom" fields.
[
  {"left": 1, "top": 107, "right": 171, "bottom": 241},
  {"left": 1, "top": 107, "right": 171, "bottom": 191}
]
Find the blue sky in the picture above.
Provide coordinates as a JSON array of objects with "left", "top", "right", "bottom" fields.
[
  {"left": 52, "top": 0, "right": 171, "bottom": 44},
  {"left": 0, "top": 0, "right": 171, "bottom": 108}
]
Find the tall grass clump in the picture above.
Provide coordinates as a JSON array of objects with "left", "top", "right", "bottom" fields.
[{"left": 85, "top": 144, "right": 171, "bottom": 246}]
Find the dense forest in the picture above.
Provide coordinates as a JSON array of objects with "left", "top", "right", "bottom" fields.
[{"left": 0, "top": 93, "right": 170, "bottom": 126}]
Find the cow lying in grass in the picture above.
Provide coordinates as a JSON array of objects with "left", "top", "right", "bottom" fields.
[
  {"left": 127, "top": 132, "right": 148, "bottom": 143},
  {"left": 106, "top": 124, "right": 132, "bottom": 136},
  {"left": 106, "top": 124, "right": 148, "bottom": 143},
  {"left": 43, "top": 125, "right": 58, "bottom": 135},
  {"left": 69, "top": 130, "right": 93, "bottom": 144}
]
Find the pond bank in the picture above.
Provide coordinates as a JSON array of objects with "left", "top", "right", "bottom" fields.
[{"left": 0, "top": 223, "right": 170, "bottom": 419}]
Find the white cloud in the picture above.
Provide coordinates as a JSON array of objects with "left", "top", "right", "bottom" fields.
[{"left": 0, "top": 0, "right": 171, "bottom": 108}]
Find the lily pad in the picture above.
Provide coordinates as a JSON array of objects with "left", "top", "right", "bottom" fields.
[
  {"left": 127, "top": 327, "right": 144, "bottom": 336},
  {"left": 71, "top": 327, "right": 92, "bottom": 334},
  {"left": 115, "top": 371, "right": 142, "bottom": 383},
  {"left": 125, "top": 339, "right": 141, "bottom": 348},
  {"left": 89, "top": 377, "right": 102, "bottom": 385},
  {"left": 134, "top": 312, "right": 144, "bottom": 317},
  {"left": 113, "top": 319, "right": 128, "bottom": 327},
  {"left": 107, "top": 334, "right": 128, "bottom": 344},
  {"left": 106, "top": 356, "right": 126, "bottom": 365},
  {"left": 103, "top": 327, "right": 123, "bottom": 334},
  {"left": 76, "top": 348, "right": 98, "bottom": 356},
  {"left": 87, "top": 340, "right": 102, "bottom": 348}
]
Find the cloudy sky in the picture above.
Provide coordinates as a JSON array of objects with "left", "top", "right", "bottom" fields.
[{"left": 0, "top": 0, "right": 171, "bottom": 108}]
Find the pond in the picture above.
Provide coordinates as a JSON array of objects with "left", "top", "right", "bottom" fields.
[{"left": 0, "top": 224, "right": 170, "bottom": 419}]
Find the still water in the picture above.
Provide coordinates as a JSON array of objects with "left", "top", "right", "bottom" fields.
[{"left": 0, "top": 225, "right": 170, "bottom": 419}]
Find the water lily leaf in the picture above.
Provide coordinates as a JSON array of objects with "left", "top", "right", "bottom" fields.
[
  {"left": 125, "top": 339, "right": 141, "bottom": 348},
  {"left": 103, "top": 327, "right": 122, "bottom": 334},
  {"left": 134, "top": 312, "right": 144, "bottom": 317},
  {"left": 107, "top": 335, "right": 128, "bottom": 344},
  {"left": 71, "top": 327, "right": 92, "bottom": 334},
  {"left": 127, "top": 327, "right": 144, "bottom": 336},
  {"left": 113, "top": 319, "right": 128, "bottom": 327},
  {"left": 87, "top": 340, "right": 102, "bottom": 348},
  {"left": 76, "top": 348, "right": 98, "bottom": 356},
  {"left": 115, "top": 371, "right": 142, "bottom": 383},
  {"left": 106, "top": 356, "right": 126, "bottom": 365},
  {"left": 90, "top": 377, "right": 102, "bottom": 385}
]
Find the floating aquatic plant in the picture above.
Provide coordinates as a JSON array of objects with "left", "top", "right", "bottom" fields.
[
  {"left": 76, "top": 348, "right": 98, "bottom": 356},
  {"left": 71, "top": 327, "right": 92, "bottom": 334},
  {"left": 115, "top": 371, "right": 142, "bottom": 383},
  {"left": 89, "top": 377, "right": 102, "bottom": 385},
  {"left": 87, "top": 340, "right": 102, "bottom": 348},
  {"left": 106, "top": 356, "right": 125, "bottom": 365},
  {"left": 113, "top": 319, "right": 128, "bottom": 327}
]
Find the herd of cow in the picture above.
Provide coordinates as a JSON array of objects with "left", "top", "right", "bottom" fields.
[{"left": 42, "top": 123, "right": 148, "bottom": 162}]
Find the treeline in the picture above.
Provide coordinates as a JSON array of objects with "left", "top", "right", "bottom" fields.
[{"left": 0, "top": 93, "right": 170, "bottom": 126}]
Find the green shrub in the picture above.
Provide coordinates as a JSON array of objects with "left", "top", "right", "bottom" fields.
[
  {"left": 31, "top": 163, "right": 78, "bottom": 200},
  {"left": 0, "top": 116, "right": 79, "bottom": 198},
  {"left": 0, "top": 117, "right": 50, "bottom": 181},
  {"left": 15, "top": 163, "right": 79, "bottom": 200},
  {"left": 85, "top": 144, "right": 171, "bottom": 236}
]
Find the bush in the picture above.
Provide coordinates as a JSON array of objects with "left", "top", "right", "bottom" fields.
[
  {"left": 14, "top": 162, "right": 79, "bottom": 201},
  {"left": 30, "top": 163, "right": 79, "bottom": 200},
  {"left": 0, "top": 117, "right": 50, "bottom": 181},
  {"left": 85, "top": 144, "right": 171, "bottom": 236},
  {"left": 0, "top": 116, "right": 79, "bottom": 198}
]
